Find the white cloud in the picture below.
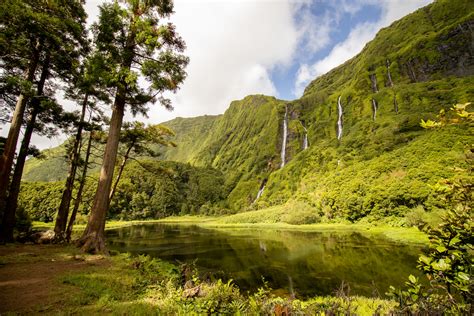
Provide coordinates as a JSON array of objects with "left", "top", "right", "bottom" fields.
[
  {"left": 138, "top": 0, "right": 301, "bottom": 125},
  {"left": 294, "top": 0, "right": 433, "bottom": 97},
  {"left": 2, "top": 0, "right": 434, "bottom": 150}
]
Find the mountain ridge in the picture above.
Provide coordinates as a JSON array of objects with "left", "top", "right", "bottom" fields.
[{"left": 23, "top": 0, "right": 474, "bottom": 222}]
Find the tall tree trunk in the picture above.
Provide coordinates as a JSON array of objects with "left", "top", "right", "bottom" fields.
[
  {"left": 0, "top": 52, "right": 49, "bottom": 242},
  {"left": 76, "top": 23, "right": 136, "bottom": 253},
  {"left": 66, "top": 131, "right": 93, "bottom": 242},
  {"left": 54, "top": 94, "right": 89, "bottom": 239},
  {"left": 76, "top": 95, "right": 126, "bottom": 253},
  {"left": 2, "top": 109, "right": 40, "bottom": 241},
  {"left": 0, "top": 44, "right": 41, "bottom": 229},
  {"left": 109, "top": 144, "right": 133, "bottom": 202}
]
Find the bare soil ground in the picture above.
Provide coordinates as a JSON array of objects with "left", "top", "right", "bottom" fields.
[{"left": 0, "top": 244, "right": 109, "bottom": 314}]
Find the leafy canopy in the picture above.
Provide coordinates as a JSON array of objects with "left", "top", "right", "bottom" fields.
[{"left": 93, "top": 0, "right": 189, "bottom": 115}]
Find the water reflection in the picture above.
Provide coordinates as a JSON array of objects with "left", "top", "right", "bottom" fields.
[{"left": 106, "top": 223, "right": 423, "bottom": 298}]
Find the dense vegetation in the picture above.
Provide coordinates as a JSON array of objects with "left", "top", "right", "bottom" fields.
[
  {"left": 0, "top": 0, "right": 472, "bottom": 314},
  {"left": 22, "top": 0, "right": 474, "bottom": 228},
  {"left": 18, "top": 160, "right": 225, "bottom": 223}
]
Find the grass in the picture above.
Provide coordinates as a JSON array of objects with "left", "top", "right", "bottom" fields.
[
  {"left": 33, "top": 210, "right": 428, "bottom": 245},
  {"left": 1, "top": 244, "right": 398, "bottom": 314},
  {"left": 156, "top": 206, "right": 429, "bottom": 244}
]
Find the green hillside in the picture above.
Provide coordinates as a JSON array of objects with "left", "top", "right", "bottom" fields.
[
  {"left": 23, "top": 145, "right": 69, "bottom": 182},
  {"left": 155, "top": 115, "right": 220, "bottom": 163},
  {"left": 23, "top": 0, "right": 474, "bottom": 223}
]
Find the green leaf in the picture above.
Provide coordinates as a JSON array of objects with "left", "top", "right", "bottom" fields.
[
  {"left": 432, "top": 259, "right": 450, "bottom": 271},
  {"left": 409, "top": 274, "right": 417, "bottom": 283},
  {"left": 457, "top": 272, "right": 470, "bottom": 281},
  {"left": 419, "top": 255, "right": 431, "bottom": 264}
]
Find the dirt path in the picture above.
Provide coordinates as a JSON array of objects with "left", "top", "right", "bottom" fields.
[{"left": 0, "top": 244, "right": 109, "bottom": 314}]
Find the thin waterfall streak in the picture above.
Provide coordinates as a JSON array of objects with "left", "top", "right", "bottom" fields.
[
  {"left": 301, "top": 122, "right": 308, "bottom": 150},
  {"left": 256, "top": 185, "right": 265, "bottom": 200},
  {"left": 281, "top": 105, "right": 288, "bottom": 168},
  {"left": 372, "top": 98, "right": 378, "bottom": 121},
  {"left": 337, "top": 96, "right": 343, "bottom": 140},
  {"left": 288, "top": 275, "right": 295, "bottom": 298},
  {"left": 386, "top": 59, "right": 394, "bottom": 87}
]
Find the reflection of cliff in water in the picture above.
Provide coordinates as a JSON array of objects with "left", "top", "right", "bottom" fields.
[{"left": 106, "top": 223, "right": 422, "bottom": 298}]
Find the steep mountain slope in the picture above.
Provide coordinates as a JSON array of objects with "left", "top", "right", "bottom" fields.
[
  {"left": 156, "top": 115, "right": 220, "bottom": 163},
  {"left": 255, "top": 0, "right": 474, "bottom": 220},
  {"left": 157, "top": 95, "right": 286, "bottom": 210},
  {"left": 24, "top": 0, "right": 473, "bottom": 221},
  {"left": 23, "top": 145, "right": 70, "bottom": 182}
]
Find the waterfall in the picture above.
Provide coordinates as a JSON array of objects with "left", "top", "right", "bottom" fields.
[
  {"left": 372, "top": 98, "right": 378, "bottom": 121},
  {"left": 288, "top": 275, "right": 295, "bottom": 298},
  {"left": 301, "top": 121, "right": 309, "bottom": 150},
  {"left": 337, "top": 96, "right": 343, "bottom": 140},
  {"left": 280, "top": 105, "right": 288, "bottom": 168},
  {"left": 254, "top": 179, "right": 267, "bottom": 202},
  {"left": 255, "top": 184, "right": 265, "bottom": 200},
  {"left": 369, "top": 74, "right": 378, "bottom": 93}
]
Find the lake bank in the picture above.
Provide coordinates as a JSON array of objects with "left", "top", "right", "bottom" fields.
[
  {"left": 0, "top": 243, "right": 397, "bottom": 314},
  {"left": 156, "top": 215, "right": 429, "bottom": 245},
  {"left": 32, "top": 214, "right": 429, "bottom": 245}
]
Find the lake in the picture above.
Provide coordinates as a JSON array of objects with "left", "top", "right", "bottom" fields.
[{"left": 106, "top": 223, "right": 424, "bottom": 298}]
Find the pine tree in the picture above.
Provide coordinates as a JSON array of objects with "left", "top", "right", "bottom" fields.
[
  {"left": 77, "top": 0, "right": 188, "bottom": 253},
  {"left": 54, "top": 53, "right": 111, "bottom": 239},
  {"left": 0, "top": 0, "right": 87, "bottom": 241}
]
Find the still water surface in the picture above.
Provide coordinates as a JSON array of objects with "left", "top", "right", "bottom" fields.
[{"left": 106, "top": 223, "right": 423, "bottom": 298}]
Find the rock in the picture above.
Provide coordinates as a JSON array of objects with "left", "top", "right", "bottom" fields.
[
  {"left": 182, "top": 285, "right": 202, "bottom": 298},
  {"left": 31, "top": 230, "right": 55, "bottom": 244}
]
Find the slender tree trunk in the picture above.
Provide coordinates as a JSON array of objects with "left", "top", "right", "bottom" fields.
[
  {"left": 76, "top": 95, "right": 126, "bottom": 253},
  {"left": 109, "top": 145, "right": 133, "bottom": 202},
  {"left": 0, "top": 44, "right": 41, "bottom": 229},
  {"left": 54, "top": 94, "right": 89, "bottom": 239},
  {"left": 0, "top": 52, "right": 49, "bottom": 242},
  {"left": 76, "top": 17, "right": 137, "bottom": 254},
  {"left": 66, "top": 131, "right": 93, "bottom": 242},
  {"left": 2, "top": 109, "right": 40, "bottom": 241}
]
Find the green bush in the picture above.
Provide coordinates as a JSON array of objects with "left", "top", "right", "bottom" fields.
[
  {"left": 281, "top": 200, "right": 321, "bottom": 225},
  {"left": 15, "top": 205, "right": 32, "bottom": 233}
]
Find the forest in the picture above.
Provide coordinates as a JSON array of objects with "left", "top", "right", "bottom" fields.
[{"left": 0, "top": 0, "right": 472, "bottom": 314}]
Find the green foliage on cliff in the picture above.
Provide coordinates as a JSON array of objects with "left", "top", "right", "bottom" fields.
[{"left": 22, "top": 0, "right": 474, "bottom": 223}]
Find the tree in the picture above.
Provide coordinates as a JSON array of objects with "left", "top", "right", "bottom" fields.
[
  {"left": 77, "top": 0, "right": 188, "bottom": 253},
  {"left": 0, "top": 0, "right": 87, "bottom": 240},
  {"left": 66, "top": 123, "right": 104, "bottom": 242},
  {"left": 109, "top": 121, "right": 175, "bottom": 201},
  {"left": 54, "top": 54, "right": 111, "bottom": 239},
  {"left": 2, "top": 92, "right": 72, "bottom": 242},
  {"left": 388, "top": 103, "right": 473, "bottom": 314}
]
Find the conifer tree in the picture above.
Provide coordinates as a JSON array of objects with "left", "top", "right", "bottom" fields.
[
  {"left": 77, "top": 0, "right": 188, "bottom": 253},
  {"left": 55, "top": 54, "right": 111, "bottom": 239},
  {"left": 0, "top": 0, "right": 87, "bottom": 240}
]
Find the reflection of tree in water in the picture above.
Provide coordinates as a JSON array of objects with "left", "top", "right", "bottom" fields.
[{"left": 106, "top": 224, "right": 422, "bottom": 298}]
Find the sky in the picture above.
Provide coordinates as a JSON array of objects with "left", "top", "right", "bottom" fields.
[{"left": 2, "top": 0, "right": 433, "bottom": 149}]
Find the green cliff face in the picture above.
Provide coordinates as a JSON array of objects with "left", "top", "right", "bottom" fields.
[
  {"left": 254, "top": 0, "right": 474, "bottom": 221},
  {"left": 24, "top": 0, "right": 474, "bottom": 221},
  {"left": 153, "top": 95, "right": 286, "bottom": 210}
]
